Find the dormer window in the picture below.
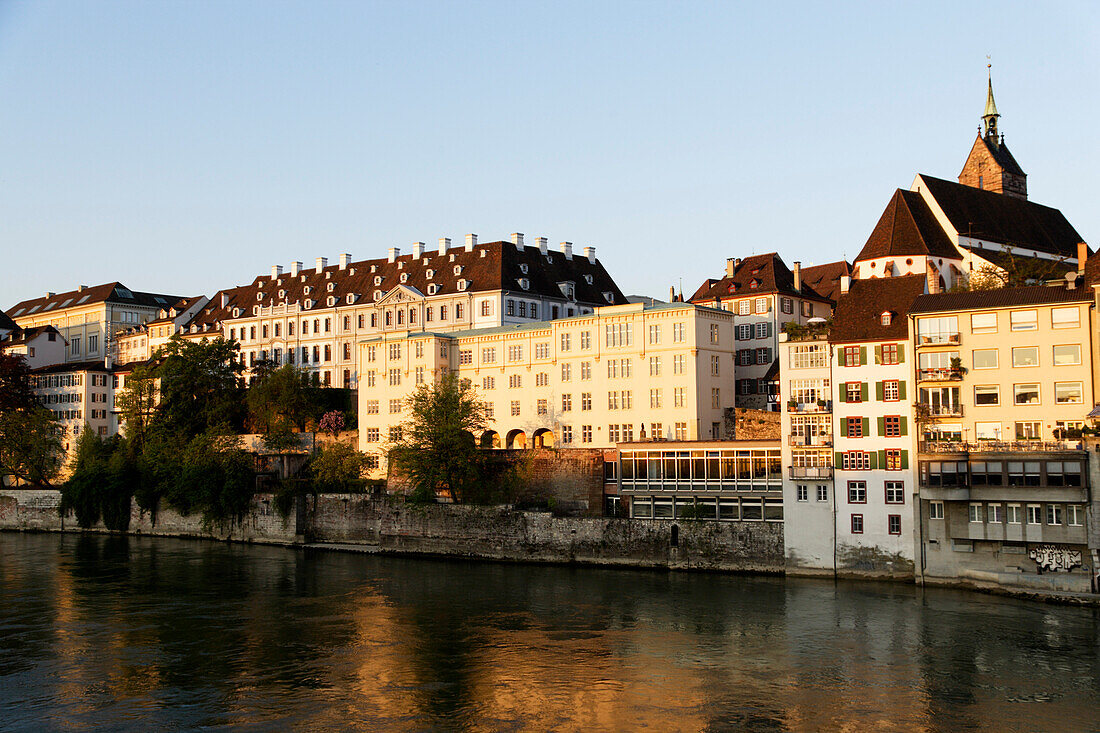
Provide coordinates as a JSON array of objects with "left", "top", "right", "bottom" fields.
[
  {"left": 519, "top": 264, "right": 528, "bottom": 275},
  {"left": 301, "top": 275, "right": 307, "bottom": 283},
  {"left": 278, "top": 290, "right": 285, "bottom": 299},
  {"left": 327, "top": 282, "right": 335, "bottom": 292},
  {"left": 457, "top": 279, "right": 467, "bottom": 291},
  {"left": 603, "top": 292, "right": 615, "bottom": 304},
  {"left": 426, "top": 269, "right": 434, "bottom": 279},
  {"left": 374, "top": 276, "right": 383, "bottom": 286},
  {"left": 400, "top": 273, "right": 408, "bottom": 283},
  {"left": 518, "top": 278, "right": 530, "bottom": 291},
  {"left": 346, "top": 294, "right": 355, "bottom": 304},
  {"left": 256, "top": 293, "right": 263, "bottom": 301},
  {"left": 546, "top": 255, "right": 553, "bottom": 264},
  {"left": 880, "top": 312, "right": 893, "bottom": 326},
  {"left": 327, "top": 296, "right": 336, "bottom": 307},
  {"left": 374, "top": 290, "right": 382, "bottom": 301},
  {"left": 232, "top": 308, "right": 241, "bottom": 318},
  {"left": 584, "top": 274, "right": 593, "bottom": 285},
  {"left": 370, "top": 265, "right": 377, "bottom": 273},
  {"left": 453, "top": 265, "right": 462, "bottom": 276},
  {"left": 428, "top": 284, "right": 439, "bottom": 295},
  {"left": 304, "top": 286, "right": 312, "bottom": 295}
]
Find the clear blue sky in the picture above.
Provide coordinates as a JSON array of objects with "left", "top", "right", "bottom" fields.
[{"left": 1, "top": 1, "right": 1097, "bottom": 307}]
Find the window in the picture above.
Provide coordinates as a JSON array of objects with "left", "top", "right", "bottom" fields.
[
  {"left": 795, "top": 485, "right": 809, "bottom": 502},
  {"left": 1045, "top": 504, "right": 1063, "bottom": 526},
  {"left": 389, "top": 399, "right": 402, "bottom": 414},
  {"left": 843, "top": 346, "right": 860, "bottom": 367},
  {"left": 885, "top": 449, "right": 903, "bottom": 470},
  {"left": 365, "top": 428, "right": 379, "bottom": 442},
  {"left": 845, "top": 382, "right": 862, "bottom": 403},
  {"left": 847, "top": 481, "right": 867, "bottom": 503},
  {"left": 561, "top": 363, "right": 571, "bottom": 381},
  {"left": 415, "top": 366, "right": 424, "bottom": 384},
  {"left": 648, "top": 356, "right": 662, "bottom": 377},
  {"left": 1011, "top": 346, "right": 1039, "bottom": 367},
  {"left": 781, "top": 297, "right": 793, "bottom": 314},
  {"left": 71, "top": 337, "right": 81, "bottom": 356},
  {"left": 1010, "top": 310, "right": 1037, "bottom": 331},
  {"left": 754, "top": 297, "right": 768, "bottom": 313},
  {"left": 561, "top": 426, "right": 573, "bottom": 445},
  {"left": 605, "top": 323, "right": 633, "bottom": 347},
  {"left": 581, "top": 393, "right": 592, "bottom": 411},
  {"left": 440, "top": 305, "right": 448, "bottom": 320},
  {"left": 845, "top": 417, "right": 864, "bottom": 438},
  {"left": 883, "top": 416, "right": 901, "bottom": 437},
  {"left": 1068, "top": 505, "right": 1084, "bottom": 526},
  {"left": 737, "top": 300, "right": 750, "bottom": 316},
  {"left": 580, "top": 362, "right": 591, "bottom": 380},
  {"left": 581, "top": 425, "right": 592, "bottom": 443},
  {"left": 388, "top": 369, "right": 401, "bottom": 386},
  {"left": 929, "top": 501, "right": 944, "bottom": 519},
  {"left": 971, "top": 349, "right": 998, "bottom": 370},
  {"left": 1007, "top": 504, "right": 1021, "bottom": 524},
  {"left": 509, "top": 374, "right": 522, "bottom": 389},
  {"left": 755, "top": 347, "right": 770, "bottom": 365},
  {"left": 389, "top": 343, "right": 401, "bottom": 360},
  {"left": 674, "top": 388, "right": 685, "bottom": 408},
  {"left": 1015, "top": 422, "right": 1042, "bottom": 440},
  {"left": 711, "top": 388, "right": 720, "bottom": 409},
  {"left": 87, "top": 335, "right": 98, "bottom": 354},
  {"left": 535, "top": 372, "right": 549, "bottom": 387},
  {"left": 537, "top": 399, "right": 548, "bottom": 415},
  {"left": 710, "top": 324, "right": 720, "bottom": 343},
  {"left": 650, "top": 389, "right": 662, "bottom": 409},
  {"left": 816, "top": 485, "right": 828, "bottom": 502},
  {"left": 850, "top": 514, "right": 864, "bottom": 534},
  {"left": 971, "top": 312, "right": 997, "bottom": 333},
  {"left": 1026, "top": 504, "right": 1042, "bottom": 525},
  {"left": 482, "top": 347, "right": 496, "bottom": 363},
  {"left": 974, "top": 385, "right": 999, "bottom": 406},
  {"left": 790, "top": 344, "right": 826, "bottom": 369},
  {"left": 988, "top": 504, "right": 1003, "bottom": 524},
  {"left": 969, "top": 503, "right": 983, "bottom": 523},
  {"left": 510, "top": 401, "right": 521, "bottom": 416},
  {"left": 672, "top": 323, "right": 685, "bottom": 343},
  {"left": 648, "top": 324, "right": 661, "bottom": 344},
  {"left": 842, "top": 452, "right": 870, "bottom": 470},
  {"left": 712, "top": 355, "right": 721, "bottom": 375},
  {"left": 882, "top": 380, "right": 900, "bottom": 401},
  {"left": 459, "top": 350, "right": 473, "bottom": 365},
  {"left": 1013, "top": 383, "right": 1040, "bottom": 405},
  {"left": 508, "top": 344, "right": 523, "bottom": 362},
  {"left": 455, "top": 303, "right": 464, "bottom": 320},
  {"left": 561, "top": 394, "right": 572, "bottom": 412},
  {"left": 1055, "top": 382, "right": 1083, "bottom": 404},
  {"left": 580, "top": 331, "right": 591, "bottom": 350},
  {"left": 1051, "top": 306, "right": 1080, "bottom": 328},
  {"left": 481, "top": 300, "right": 492, "bottom": 317},
  {"left": 887, "top": 515, "right": 901, "bottom": 535},
  {"left": 674, "top": 422, "right": 688, "bottom": 440},
  {"left": 673, "top": 355, "right": 684, "bottom": 375},
  {"left": 561, "top": 333, "right": 571, "bottom": 351},
  {"left": 482, "top": 376, "right": 495, "bottom": 390},
  {"left": 1053, "top": 344, "right": 1081, "bottom": 366},
  {"left": 535, "top": 342, "right": 550, "bottom": 359}
]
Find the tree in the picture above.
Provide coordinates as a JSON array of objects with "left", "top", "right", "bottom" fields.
[
  {"left": 114, "top": 361, "right": 158, "bottom": 451},
  {"left": 964, "top": 250, "right": 1071, "bottom": 290},
  {"left": 154, "top": 335, "right": 246, "bottom": 436},
  {"left": 0, "top": 352, "right": 64, "bottom": 487},
  {"left": 390, "top": 374, "right": 489, "bottom": 503},
  {"left": 318, "top": 410, "right": 345, "bottom": 437},
  {"left": 246, "top": 364, "right": 313, "bottom": 449},
  {"left": 309, "top": 442, "right": 368, "bottom": 493},
  {"left": 60, "top": 431, "right": 135, "bottom": 530}
]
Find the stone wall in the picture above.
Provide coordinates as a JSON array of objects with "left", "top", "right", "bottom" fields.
[{"left": 726, "top": 408, "right": 780, "bottom": 441}]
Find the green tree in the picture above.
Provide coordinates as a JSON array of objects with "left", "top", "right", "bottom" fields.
[
  {"left": 114, "top": 361, "right": 158, "bottom": 451},
  {"left": 390, "top": 375, "right": 489, "bottom": 503},
  {"left": 0, "top": 353, "right": 64, "bottom": 487},
  {"left": 963, "top": 250, "right": 1071, "bottom": 290},
  {"left": 154, "top": 335, "right": 246, "bottom": 436},
  {"left": 309, "top": 442, "right": 368, "bottom": 493},
  {"left": 246, "top": 364, "right": 314, "bottom": 449},
  {"left": 60, "top": 431, "right": 134, "bottom": 530}
]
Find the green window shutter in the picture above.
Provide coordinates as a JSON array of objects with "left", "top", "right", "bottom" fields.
[
  {"left": 874, "top": 345, "right": 882, "bottom": 364},
  {"left": 834, "top": 451, "right": 843, "bottom": 467},
  {"left": 898, "top": 381, "right": 907, "bottom": 400},
  {"left": 878, "top": 450, "right": 886, "bottom": 468},
  {"left": 862, "top": 417, "right": 870, "bottom": 436},
  {"left": 875, "top": 381, "right": 884, "bottom": 401},
  {"left": 900, "top": 450, "right": 909, "bottom": 470},
  {"left": 900, "top": 417, "right": 908, "bottom": 436},
  {"left": 860, "top": 346, "right": 868, "bottom": 365},
  {"left": 897, "top": 343, "right": 906, "bottom": 363},
  {"left": 839, "top": 387, "right": 847, "bottom": 403},
  {"left": 860, "top": 382, "right": 869, "bottom": 402},
  {"left": 877, "top": 416, "right": 885, "bottom": 435},
  {"left": 869, "top": 451, "right": 879, "bottom": 470}
]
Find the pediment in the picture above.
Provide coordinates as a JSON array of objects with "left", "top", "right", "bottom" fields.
[{"left": 377, "top": 284, "right": 425, "bottom": 305}]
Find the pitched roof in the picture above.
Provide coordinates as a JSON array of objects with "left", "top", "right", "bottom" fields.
[
  {"left": 186, "top": 241, "right": 626, "bottom": 331},
  {"left": 911, "top": 284, "right": 1091, "bottom": 314},
  {"left": 855, "top": 189, "right": 959, "bottom": 262},
  {"left": 799, "top": 260, "right": 851, "bottom": 303},
  {"left": 1, "top": 325, "right": 61, "bottom": 347},
  {"left": 7, "top": 283, "right": 181, "bottom": 320},
  {"left": 30, "top": 359, "right": 113, "bottom": 375},
  {"left": 0, "top": 309, "right": 18, "bottom": 334},
  {"left": 977, "top": 135, "right": 1025, "bottom": 177},
  {"left": 688, "top": 253, "right": 831, "bottom": 304},
  {"left": 828, "top": 275, "right": 927, "bottom": 344},
  {"left": 916, "top": 174, "right": 1083, "bottom": 258}
]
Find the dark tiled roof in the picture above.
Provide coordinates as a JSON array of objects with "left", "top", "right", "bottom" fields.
[
  {"left": 855, "top": 190, "right": 958, "bottom": 262},
  {"left": 2, "top": 325, "right": 61, "bottom": 347},
  {"left": 799, "top": 260, "right": 851, "bottom": 303},
  {"left": 31, "top": 359, "right": 113, "bottom": 375},
  {"left": 0, "top": 309, "right": 18, "bottom": 333},
  {"left": 688, "top": 253, "right": 831, "bottom": 304},
  {"left": 187, "top": 241, "right": 626, "bottom": 331},
  {"left": 911, "top": 284, "right": 1091, "bottom": 314},
  {"left": 917, "top": 175, "right": 1083, "bottom": 258},
  {"left": 969, "top": 249, "right": 1077, "bottom": 281},
  {"left": 1084, "top": 251, "right": 1100, "bottom": 287},
  {"left": 978, "top": 135, "right": 1026, "bottom": 177},
  {"left": 7, "top": 283, "right": 181, "bottom": 319},
  {"left": 829, "top": 275, "right": 927, "bottom": 344}
]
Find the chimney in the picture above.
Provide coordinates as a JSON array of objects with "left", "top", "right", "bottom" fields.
[
  {"left": 315, "top": 257, "right": 328, "bottom": 273},
  {"left": 511, "top": 232, "right": 524, "bottom": 250},
  {"left": 536, "top": 237, "right": 548, "bottom": 255},
  {"left": 840, "top": 275, "right": 851, "bottom": 294},
  {"left": 669, "top": 286, "right": 676, "bottom": 302},
  {"left": 438, "top": 237, "right": 450, "bottom": 256},
  {"left": 220, "top": 292, "right": 229, "bottom": 308},
  {"left": 271, "top": 265, "right": 283, "bottom": 280},
  {"left": 583, "top": 246, "right": 596, "bottom": 264},
  {"left": 793, "top": 261, "right": 802, "bottom": 293},
  {"left": 725, "top": 258, "right": 736, "bottom": 278},
  {"left": 734, "top": 257, "right": 742, "bottom": 269},
  {"left": 387, "top": 248, "right": 400, "bottom": 263},
  {"left": 290, "top": 261, "right": 302, "bottom": 276},
  {"left": 339, "top": 253, "right": 351, "bottom": 270},
  {"left": 1077, "top": 241, "right": 1088, "bottom": 271},
  {"left": 77, "top": 284, "right": 87, "bottom": 292},
  {"left": 412, "top": 241, "right": 425, "bottom": 259},
  {"left": 465, "top": 233, "right": 477, "bottom": 252},
  {"left": 46, "top": 291, "right": 55, "bottom": 298},
  {"left": 1066, "top": 271, "right": 1079, "bottom": 290},
  {"left": 560, "top": 241, "right": 573, "bottom": 259}
]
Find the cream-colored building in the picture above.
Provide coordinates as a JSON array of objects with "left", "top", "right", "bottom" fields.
[
  {"left": 27, "top": 360, "right": 116, "bottom": 468},
  {"left": 115, "top": 296, "right": 209, "bottom": 364},
  {"left": 357, "top": 301, "right": 736, "bottom": 474},
  {"left": 182, "top": 235, "right": 626, "bottom": 387}
]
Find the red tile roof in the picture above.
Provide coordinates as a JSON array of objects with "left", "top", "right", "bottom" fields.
[
  {"left": 799, "top": 260, "right": 851, "bottom": 303},
  {"left": 855, "top": 189, "right": 958, "bottom": 262},
  {"left": 7, "top": 283, "right": 181, "bottom": 320},
  {"left": 828, "top": 275, "right": 927, "bottom": 344},
  {"left": 688, "top": 253, "right": 832, "bottom": 304}
]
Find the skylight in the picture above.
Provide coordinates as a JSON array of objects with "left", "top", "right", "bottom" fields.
[{"left": 77, "top": 295, "right": 91, "bottom": 304}]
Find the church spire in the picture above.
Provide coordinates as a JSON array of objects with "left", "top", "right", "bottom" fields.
[{"left": 982, "top": 63, "right": 1000, "bottom": 140}]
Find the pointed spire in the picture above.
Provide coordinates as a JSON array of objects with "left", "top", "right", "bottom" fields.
[
  {"left": 982, "top": 62, "right": 1000, "bottom": 140},
  {"left": 984, "top": 70, "right": 999, "bottom": 118}
]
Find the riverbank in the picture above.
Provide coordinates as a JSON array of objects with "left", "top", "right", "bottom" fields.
[{"left": 2, "top": 488, "right": 1097, "bottom": 606}]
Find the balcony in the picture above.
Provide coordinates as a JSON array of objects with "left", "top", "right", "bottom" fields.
[
  {"left": 917, "top": 404, "right": 964, "bottom": 418},
  {"left": 918, "top": 440, "right": 1084, "bottom": 454},
  {"left": 787, "top": 400, "right": 832, "bottom": 414},
  {"left": 788, "top": 435, "right": 833, "bottom": 448},
  {"left": 917, "top": 333, "right": 961, "bottom": 346},
  {"left": 788, "top": 466, "right": 833, "bottom": 479},
  {"left": 917, "top": 368, "right": 964, "bottom": 382}
]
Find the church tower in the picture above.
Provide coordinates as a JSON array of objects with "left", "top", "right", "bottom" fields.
[{"left": 958, "top": 69, "right": 1028, "bottom": 199}]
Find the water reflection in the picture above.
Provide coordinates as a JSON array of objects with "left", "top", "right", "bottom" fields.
[{"left": 0, "top": 534, "right": 1097, "bottom": 731}]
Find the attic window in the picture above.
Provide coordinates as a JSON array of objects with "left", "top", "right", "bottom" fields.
[
  {"left": 346, "top": 294, "right": 355, "bottom": 304},
  {"left": 519, "top": 264, "right": 528, "bottom": 274},
  {"left": 232, "top": 308, "right": 241, "bottom": 318},
  {"left": 370, "top": 265, "right": 377, "bottom": 273},
  {"left": 397, "top": 262, "right": 404, "bottom": 270},
  {"left": 584, "top": 274, "right": 593, "bottom": 285},
  {"left": 374, "top": 276, "right": 383, "bottom": 286},
  {"left": 278, "top": 290, "right": 285, "bottom": 298},
  {"left": 428, "top": 284, "right": 439, "bottom": 295},
  {"left": 304, "top": 286, "right": 312, "bottom": 295},
  {"left": 603, "top": 292, "right": 615, "bottom": 304},
  {"left": 301, "top": 275, "right": 307, "bottom": 283},
  {"left": 327, "top": 283, "right": 335, "bottom": 292},
  {"left": 519, "top": 278, "right": 530, "bottom": 291},
  {"left": 374, "top": 290, "right": 382, "bottom": 301},
  {"left": 453, "top": 265, "right": 462, "bottom": 276},
  {"left": 303, "top": 300, "right": 313, "bottom": 310},
  {"left": 546, "top": 255, "right": 553, "bottom": 264},
  {"left": 426, "top": 269, "right": 434, "bottom": 279},
  {"left": 880, "top": 312, "right": 892, "bottom": 326},
  {"left": 750, "top": 279, "right": 759, "bottom": 289},
  {"left": 327, "top": 296, "right": 336, "bottom": 307},
  {"left": 480, "top": 250, "right": 487, "bottom": 258},
  {"left": 400, "top": 273, "right": 408, "bottom": 283},
  {"left": 256, "top": 293, "right": 264, "bottom": 301},
  {"left": 449, "top": 254, "right": 456, "bottom": 262},
  {"left": 349, "top": 268, "right": 356, "bottom": 275},
  {"left": 457, "top": 279, "right": 467, "bottom": 291}
]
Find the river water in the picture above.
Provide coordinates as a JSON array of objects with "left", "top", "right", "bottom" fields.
[{"left": 0, "top": 534, "right": 1098, "bottom": 732}]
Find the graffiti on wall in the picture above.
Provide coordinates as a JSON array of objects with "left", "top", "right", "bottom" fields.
[{"left": 1029, "top": 545, "right": 1083, "bottom": 572}]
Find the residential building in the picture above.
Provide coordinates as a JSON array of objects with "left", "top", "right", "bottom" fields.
[
  {"left": 0, "top": 309, "right": 18, "bottom": 341},
  {"left": 6, "top": 283, "right": 181, "bottom": 365},
  {"left": 115, "top": 295, "right": 209, "bottom": 364},
  {"left": 689, "top": 253, "right": 836, "bottom": 409},
  {"left": 910, "top": 281, "right": 1096, "bottom": 592},
  {"left": 358, "top": 301, "right": 736, "bottom": 476},
  {"left": 29, "top": 360, "right": 116, "bottom": 457},
  {"left": 0, "top": 326, "right": 66, "bottom": 369},
  {"left": 183, "top": 235, "right": 626, "bottom": 387}
]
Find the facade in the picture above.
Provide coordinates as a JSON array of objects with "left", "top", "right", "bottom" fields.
[
  {"left": 689, "top": 253, "right": 836, "bottom": 409},
  {"left": 29, "top": 360, "right": 116, "bottom": 455},
  {"left": 183, "top": 235, "right": 626, "bottom": 387},
  {"left": 357, "top": 301, "right": 736, "bottom": 475},
  {"left": 116, "top": 296, "right": 209, "bottom": 364},
  {"left": 6, "top": 283, "right": 181, "bottom": 365},
  {"left": 911, "top": 282, "right": 1096, "bottom": 592},
  {"left": 0, "top": 326, "right": 66, "bottom": 369}
]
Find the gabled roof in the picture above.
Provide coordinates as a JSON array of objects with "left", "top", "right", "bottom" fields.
[
  {"left": 799, "top": 260, "right": 851, "bottom": 303},
  {"left": 688, "top": 253, "right": 831, "bottom": 304},
  {"left": 0, "top": 309, "right": 18, "bottom": 334},
  {"left": 7, "top": 283, "right": 181, "bottom": 320},
  {"left": 2, "top": 325, "right": 62, "bottom": 347},
  {"left": 911, "top": 284, "right": 1091, "bottom": 314},
  {"left": 916, "top": 174, "right": 1083, "bottom": 258},
  {"left": 30, "top": 359, "right": 114, "bottom": 375},
  {"left": 186, "top": 241, "right": 626, "bottom": 331},
  {"left": 855, "top": 189, "right": 958, "bottom": 262},
  {"left": 829, "top": 275, "right": 927, "bottom": 344},
  {"left": 975, "top": 135, "right": 1025, "bottom": 177}
]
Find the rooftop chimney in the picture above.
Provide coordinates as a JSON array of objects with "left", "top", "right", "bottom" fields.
[
  {"left": 46, "top": 291, "right": 55, "bottom": 298},
  {"left": 271, "top": 265, "right": 283, "bottom": 280},
  {"left": 220, "top": 292, "right": 229, "bottom": 308},
  {"left": 793, "top": 261, "right": 802, "bottom": 293},
  {"left": 315, "top": 257, "right": 328, "bottom": 273},
  {"left": 725, "top": 258, "right": 736, "bottom": 278},
  {"left": 1066, "top": 271, "right": 1079, "bottom": 290},
  {"left": 1077, "top": 242, "right": 1088, "bottom": 271},
  {"left": 511, "top": 232, "right": 524, "bottom": 250},
  {"left": 560, "top": 241, "right": 573, "bottom": 259},
  {"left": 387, "top": 248, "right": 400, "bottom": 263},
  {"left": 412, "top": 241, "right": 425, "bottom": 259},
  {"left": 536, "top": 237, "right": 548, "bottom": 255},
  {"left": 583, "top": 246, "right": 596, "bottom": 264},
  {"left": 840, "top": 275, "right": 851, "bottom": 294},
  {"left": 290, "top": 261, "right": 302, "bottom": 276},
  {"left": 438, "top": 237, "right": 450, "bottom": 256},
  {"left": 339, "top": 253, "right": 351, "bottom": 270},
  {"left": 669, "top": 286, "right": 676, "bottom": 303},
  {"left": 465, "top": 233, "right": 477, "bottom": 252}
]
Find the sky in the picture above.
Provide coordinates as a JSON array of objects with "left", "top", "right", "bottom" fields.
[{"left": 1, "top": 1, "right": 1097, "bottom": 307}]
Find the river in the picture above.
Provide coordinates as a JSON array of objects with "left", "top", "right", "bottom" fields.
[{"left": 0, "top": 533, "right": 1098, "bottom": 732}]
